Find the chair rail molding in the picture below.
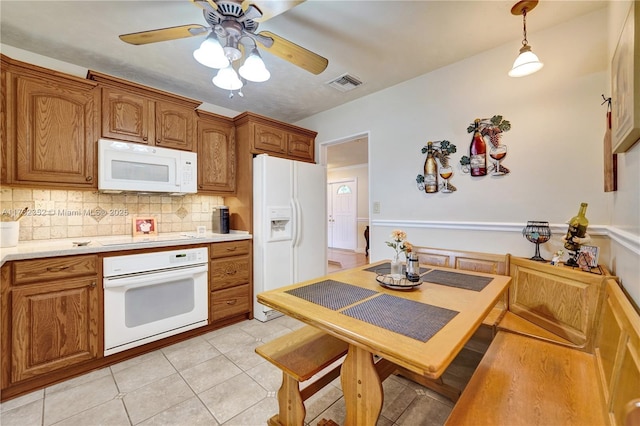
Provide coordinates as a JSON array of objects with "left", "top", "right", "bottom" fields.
[{"left": 371, "top": 220, "right": 639, "bottom": 255}]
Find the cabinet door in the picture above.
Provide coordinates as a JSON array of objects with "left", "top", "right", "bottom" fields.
[
  {"left": 101, "top": 86, "right": 153, "bottom": 144},
  {"left": 155, "top": 100, "right": 194, "bottom": 151},
  {"left": 253, "top": 122, "right": 286, "bottom": 154},
  {"left": 197, "top": 117, "right": 236, "bottom": 193},
  {"left": 11, "top": 277, "right": 99, "bottom": 382},
  {"left": 15, "top": 75, "right": 98, "bottom": 186},
  {"left": 287, "top": 132, "right": 314, "bottom": 161},
  {"left": 210, "top": 256, "right": 250, "bottom": 291}
]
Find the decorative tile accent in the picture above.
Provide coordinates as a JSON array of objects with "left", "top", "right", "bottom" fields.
[
  {"left": 176, "top": 207, "right": 189, "bottom": 220},
  {"left": 91, "top": 206, "right": 108, "bottom": 222}
]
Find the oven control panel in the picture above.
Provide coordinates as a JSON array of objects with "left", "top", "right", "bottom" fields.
[{"left": 103, "top": 247, "right": 208, "bottom": 277}]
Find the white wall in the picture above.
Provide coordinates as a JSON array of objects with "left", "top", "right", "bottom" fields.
[{"left": 298, "top": 7, "right": 640, "bottom": 306}]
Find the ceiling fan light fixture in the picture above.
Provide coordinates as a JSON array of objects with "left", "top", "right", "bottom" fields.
[
  {"left": 509, "top": 0, "right": 543, "bottom": 78},
  {"left": 239, "top": 48, "right": 271, "bottom": 82},
  {"left": 193, "top": 34, "right": 229, "bottom": 69},
  {"left": 223, "top": 45, "right": 242, "bottom": 62},
  {"left": 212, "top": 64, "right": 243, "bottom": 91}
]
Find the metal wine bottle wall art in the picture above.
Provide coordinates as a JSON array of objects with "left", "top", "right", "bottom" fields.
[
  {"left": 416, "top": 140, "right": 458, "bottom": 193},
  {"left": 460, "top": 115, "right": 512, "bottom": 177}
]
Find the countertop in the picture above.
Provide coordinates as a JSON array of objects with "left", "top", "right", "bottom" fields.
[{"left": 0, "top": 231, "right": 252, "bottom": 266}]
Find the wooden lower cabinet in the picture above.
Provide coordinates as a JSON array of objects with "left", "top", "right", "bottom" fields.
[
  {"left": 11, "top": 276, "right": 99, "bottom": 382},
  {"left": 210, "top": 240, "right": 252, "bottom": 322},
  {"left": 211, "top": 284, "right": 251, "bottom": 321}
]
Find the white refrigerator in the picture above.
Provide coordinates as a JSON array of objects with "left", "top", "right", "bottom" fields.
[{"left": 253, "top": 154, "right": 328, "bottom": 322}]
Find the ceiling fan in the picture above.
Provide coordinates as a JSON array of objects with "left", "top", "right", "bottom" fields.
[{"left": 119, "top": 0, "right": 328, "bottom": 94}]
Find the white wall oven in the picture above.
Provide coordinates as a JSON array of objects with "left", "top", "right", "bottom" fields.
[{"left": 103, "top": 247, "right": 208, "bottom": 356}]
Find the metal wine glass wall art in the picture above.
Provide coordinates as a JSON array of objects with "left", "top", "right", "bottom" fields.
[
  {"left": 416, "top": 140, "right": 458, "bottom": 193},
  {"left": 460, "top": 115, "right": 512, "bottom": 176}
]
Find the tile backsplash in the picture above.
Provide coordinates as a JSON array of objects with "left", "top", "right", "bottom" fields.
[{"left": 0, "top": 187, "right": 224, "bottom": 242}]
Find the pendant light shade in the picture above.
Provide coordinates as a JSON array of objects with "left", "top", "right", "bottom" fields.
[
  {"left": 509, "top": 0, "right": 543, "bottom": 78},
  {"left": 239, "top": 48, "right": 271, "bottom": 82},
  {"left": 509, "top": 44, "right": 544, "bottom": 77},
  {"left": 193, "top": 34, "right": 229, "bottom": 69},
  {"left": 212, "top": 64, "right": 243, "bottom": 91}
]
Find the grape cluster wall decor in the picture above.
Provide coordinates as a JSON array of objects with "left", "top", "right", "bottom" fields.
[
  {"left": 460, "top": 115, "right": 511, "bottom": 176},
  {"left": 416, "top": 140, "right": 457, "bottom": 193}
]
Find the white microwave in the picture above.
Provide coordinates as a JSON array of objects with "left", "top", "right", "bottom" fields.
[{"left": 98, "top": 139, "right": 197, "bottom": 195}]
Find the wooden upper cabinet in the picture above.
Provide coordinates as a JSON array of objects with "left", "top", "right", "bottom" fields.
[
  {"left": 155, "top": 100, "right": 195, "bottom": 151},
  {"left": 88, "top": 70, "right": 199, "bottom": 151},
  {"left": 5, "top": 58, "right": 99, "bottom": 188},
  {"left": 234, "top": 111, "right": 317, "bottom": 162},
  {"left": 197, "top": 110, "right": 236, "bottom": 194},
  {"left": 101, "top": 86, "right": 153, "bottom": 144},
  {"left": 287, "top": 132, "right": 314, "bottom": 160},
  {"left": 253, "top": 122, "right": 287, "bottom": 154}
]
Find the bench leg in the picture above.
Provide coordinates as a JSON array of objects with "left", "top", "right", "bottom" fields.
[
  {"left": 272, "top": 373, "right": 305, "bottom": 426},
  {"left": 341, "top": 344, "right": 383, "bottom": 426}
]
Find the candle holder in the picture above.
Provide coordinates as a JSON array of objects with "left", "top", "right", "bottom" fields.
[{"left": 522, "top": 221, "right": 551, "bottom": 262}]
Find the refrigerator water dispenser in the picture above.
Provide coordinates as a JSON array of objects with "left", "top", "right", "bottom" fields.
[{"left": 267, "top": 207, "right": 292, "bottom": 241}]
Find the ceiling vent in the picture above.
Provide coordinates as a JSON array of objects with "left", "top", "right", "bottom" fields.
[{"left": 326, "top": 73, "right": 363, "bottom": 92}]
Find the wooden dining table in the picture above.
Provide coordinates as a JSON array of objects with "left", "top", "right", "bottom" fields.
[{"left": 257, "top": 260, "right": 512, "bottom": 426}]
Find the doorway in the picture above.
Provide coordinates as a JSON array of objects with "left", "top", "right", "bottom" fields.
[{"left": 327, "top": 178, "right": 357, "bottom": 250}]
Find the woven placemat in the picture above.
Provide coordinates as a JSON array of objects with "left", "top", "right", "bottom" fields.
[
  {"left": 364, "top": 263, "right": 431, "bottom": 276},
  {"left": 285, "top": 280, "right": 378, "bottom": 310},
  {"left": 422, "top": 269, "right": 493, "bottom": 292},
  {"left": 341, "top": 294, "right": 458, "bottom": 342}
]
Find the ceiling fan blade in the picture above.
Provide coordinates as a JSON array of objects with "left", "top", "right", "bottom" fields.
[
  {"left": 257, "top": 30, "right": 328, "bottom": 75},
  {"left": 248, "top": 1, "right": 305, "bottom": 22},
  {"left": 119, "top": 24, "right": 209, "bottom": 45},
  {"left": 190, "top": 0, "right": 217, "bottom": 11}
]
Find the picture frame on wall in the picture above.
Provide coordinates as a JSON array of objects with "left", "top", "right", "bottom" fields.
[
  {"left": 611, "top": 1, "right": 640, "bottom": 154},
  {"left": 132, "top": 217, "right": 157, "bottom": 236}
]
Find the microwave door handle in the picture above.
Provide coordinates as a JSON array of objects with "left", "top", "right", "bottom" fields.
[
  {"left": 175, "top": 160, "right": 180, "bottom": 187},
  {"left": 103, "top": 265, "right": 208, "bottom": 289}
]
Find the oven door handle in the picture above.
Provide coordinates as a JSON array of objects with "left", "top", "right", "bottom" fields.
[{"left": 103, "top": 265, "right": 208, "bottom": 289}]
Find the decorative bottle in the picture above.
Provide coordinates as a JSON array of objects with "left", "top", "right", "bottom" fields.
[
  {"left": 424, "top": 142, "right": 438, "bottom": 193},
  {"left": 563, "top": 203, "right": 589, "bottom": 252},
  {"left": 469, "top": 119, "right": 487, "bottom": 176}
]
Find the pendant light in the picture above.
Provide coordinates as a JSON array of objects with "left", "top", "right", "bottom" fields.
[{"left": 509, "top": 0, "right": 544, "bottom": 77}]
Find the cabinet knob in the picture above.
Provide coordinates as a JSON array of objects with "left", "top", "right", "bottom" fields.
[
  {"left": 89, "top": 281, "right": 96, "bottom": 288},
  {"left": 226, "top": 299, "right": 237, "bottom": 305},
  {"left": 86, "top": 176, "right": 93, "bottom": 182},
  {"left": 143, "top": 136, "right": 148, "bottom": 141},
  {"left": 225, "top": 268, "right": 237, "bottom": 275},
  {"left": 226, "top": 247, "right": 237, "bottom": 252}
]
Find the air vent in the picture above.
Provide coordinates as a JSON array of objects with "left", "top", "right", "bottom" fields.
[{"left": 326, "top": 73, "right": 363, "bottom": 92}]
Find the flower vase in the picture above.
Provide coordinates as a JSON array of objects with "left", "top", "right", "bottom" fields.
[{"left": 390, "top": 256, "right": 403, "bottom": 276}]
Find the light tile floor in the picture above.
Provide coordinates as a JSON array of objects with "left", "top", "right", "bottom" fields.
[
  {"left": 0, "top": 315, "right": 482, "bottom": 426},
  {"left": 2, "top": 250, "right": 483, "bottom": 426}
]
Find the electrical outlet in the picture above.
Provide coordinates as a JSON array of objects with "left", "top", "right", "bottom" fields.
[{"left": 373, "top": 201, "right": 381, "bottom": 214}]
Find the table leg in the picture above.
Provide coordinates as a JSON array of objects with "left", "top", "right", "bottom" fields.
[
  {"left": 274, "top": 373, "right": 305, "bottom": 426},
  {"left": 341, "top": 344, "right": 383, "bottom": 426}
]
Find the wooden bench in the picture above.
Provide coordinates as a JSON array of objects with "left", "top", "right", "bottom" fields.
[
  {"left": 445, "top": 278, "right": 640, "bottom": 426},
  {"left": 255, "top": 325, "right": 349, "bottom": 426},
  {"left": 255, "top": 325, "right": 399, "bottom": 426},
  {"left": 412, "top": 246, "right": 510, "bottom": 334}
]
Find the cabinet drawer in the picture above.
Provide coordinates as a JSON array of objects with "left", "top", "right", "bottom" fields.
[
  {"left": 210, "top": 256, "right": 250, "bottom": 290},
  {"left": 210, "top": 240, "right": 250, "bottom": 259},
  {"left": 13, "top": 255, "right": 98, "bottom": 284},
  {"left": 211, "top": 284, "right": 250, "bottom": 321}
]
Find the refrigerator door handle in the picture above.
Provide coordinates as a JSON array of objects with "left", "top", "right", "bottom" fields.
[{"left": 291, "top": 198, "right": 301, "bottom": 248}]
